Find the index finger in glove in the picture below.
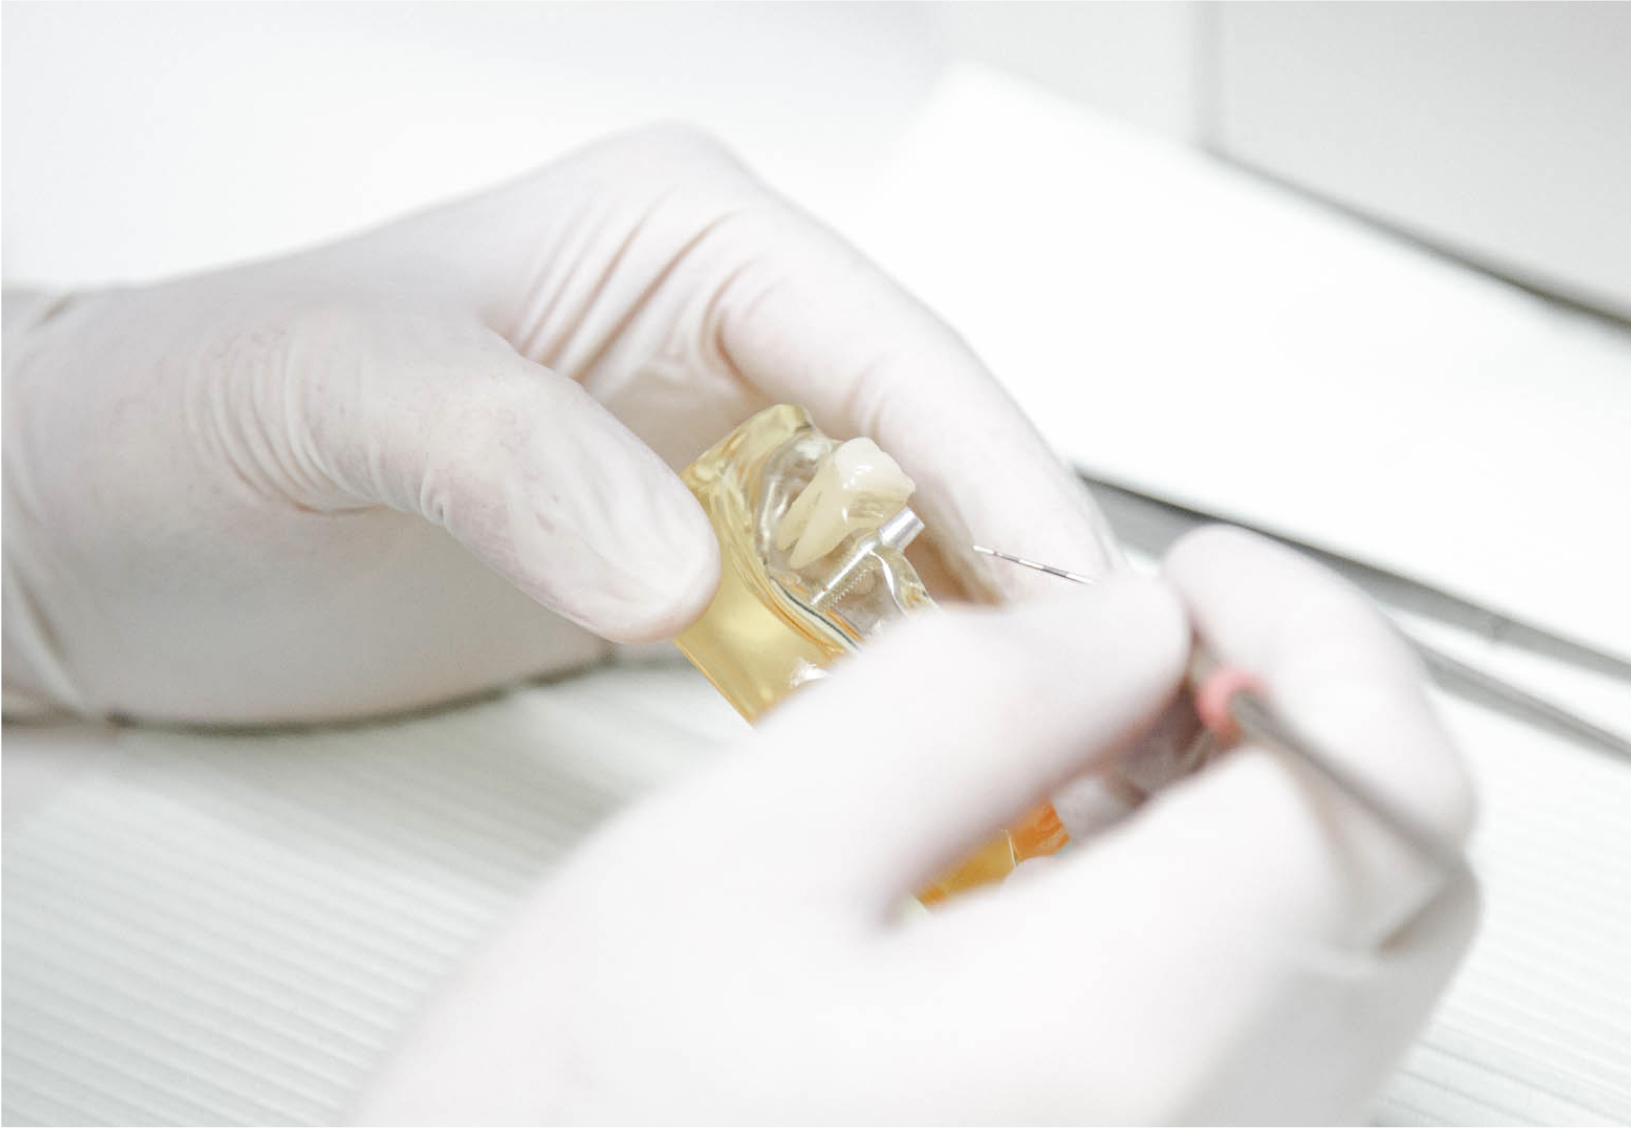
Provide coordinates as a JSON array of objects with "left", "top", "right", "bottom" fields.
[
  {"left": 999, "top": 526, "right": 1476, "bottom": 956},
  {"left": 367, "top": 125, "right": 1120, "bottom": 601},
  {"left": 901, "top": 529, "right": 1477, "bottom": 1119},
  {"left": 681, "top": 574, "right": 1188, "bottom": 914},
  {"left": 715, "top": 214, "right": 1124, "bottom": 602}
]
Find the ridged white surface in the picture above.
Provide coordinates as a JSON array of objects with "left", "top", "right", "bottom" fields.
[
  {"left": 1375, "top": 699, "right": 1631, "bottom": 1125},
  {"left": 2, "top": 664, "right": 742, "bottom": 1127},
  {"left": 5, "top": 658, "right": 1629, "bottom": 1125}
]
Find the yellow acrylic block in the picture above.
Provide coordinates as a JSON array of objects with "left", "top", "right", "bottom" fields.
[{"left": 674, "top": 405, "right": 1068, "bottom": 902}]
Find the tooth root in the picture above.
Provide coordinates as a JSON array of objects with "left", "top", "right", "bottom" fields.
[
  {"left": 790, "top": 495, "right": 856, "bottom": 568},
  {"left": 775, "top": 465, "right": 827, "bottom": 552}
]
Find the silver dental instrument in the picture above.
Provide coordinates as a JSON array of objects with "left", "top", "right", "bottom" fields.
[
  {"left": 973, "top": 543, "right": 1461, "bottom": 868},
  {"left": 1074, "top": 472, "right": 1631, "bottom": 763}
]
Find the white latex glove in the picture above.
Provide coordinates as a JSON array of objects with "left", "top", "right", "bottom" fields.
[
  {"left": 2, "top": 126, "right": 1118, "bottom": 724},
  {"left": 357, "top": 528, "right": 1478, "bottom": 1125}
]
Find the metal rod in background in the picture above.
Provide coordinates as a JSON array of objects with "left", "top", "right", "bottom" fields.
[
  {"left": 1413, "top": 639, "right": 1631, "bottom": 760},
  {"left": 1071, "top": 472, "right": 1631, "bottom": 765}
]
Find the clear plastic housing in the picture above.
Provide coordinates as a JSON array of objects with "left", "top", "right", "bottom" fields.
[{"left": 674, "top": 404, "right": 1068, "bottom": 903}]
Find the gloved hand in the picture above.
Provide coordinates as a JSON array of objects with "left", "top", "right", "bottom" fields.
[
  {"left": 356, "top": 528, "right": 1478, "bottom": 1125},
  {"left": 2, "top": 126, "right": 1118, "bottom": 724}
]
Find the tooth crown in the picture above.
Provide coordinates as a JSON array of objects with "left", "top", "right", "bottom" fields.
[{"left": 774, "top": 438, "right": 916, "bottom": 569}]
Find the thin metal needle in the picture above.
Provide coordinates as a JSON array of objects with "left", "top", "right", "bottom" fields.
[
  {"left": 972, "top": 544, "right": 1098, "bottom": 586},
  {"left": 976, "top": 542, "right": 1458, "bottom": 867}
]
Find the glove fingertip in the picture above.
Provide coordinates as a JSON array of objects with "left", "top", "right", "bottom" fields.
[{"left": 590, "top": 506, "right": 721, "bottom": 644}]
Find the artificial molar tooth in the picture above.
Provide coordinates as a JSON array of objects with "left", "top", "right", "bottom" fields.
[{"left": 776, "top": 438, "right": 916, "bottom": 569}]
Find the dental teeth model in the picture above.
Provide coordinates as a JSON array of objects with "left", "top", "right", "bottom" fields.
[
  {"left": 774, "top": 438, "right": 916, "bottom": 569},
  {"left": 673, "top": 405, "right": 1069, "bottom": 904}
]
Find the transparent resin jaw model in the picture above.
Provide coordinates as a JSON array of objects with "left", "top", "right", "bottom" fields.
[{"left": 674, "top": 405, "right": 1068, "bottom": 904}]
